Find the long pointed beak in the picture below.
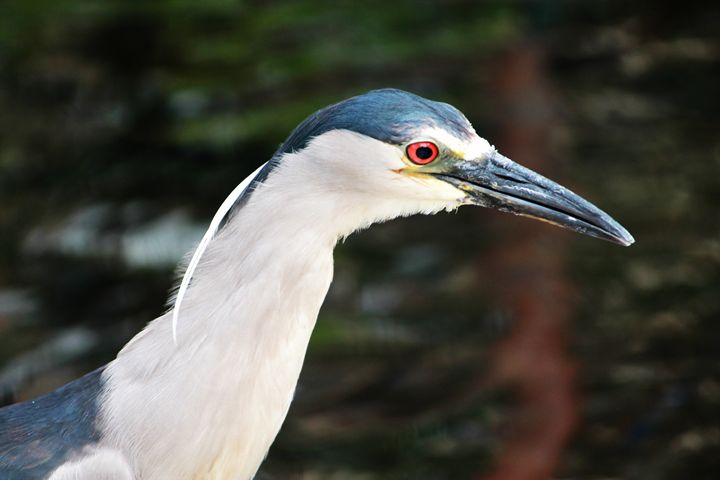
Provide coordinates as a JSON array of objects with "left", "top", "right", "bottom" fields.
[{"left": 433, "top": 151, "right": 634, "bottom": 246}]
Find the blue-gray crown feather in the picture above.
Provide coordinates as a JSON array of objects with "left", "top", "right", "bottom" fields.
[{"left": 278, "top": 88, "right": 474, "bottom": 153}]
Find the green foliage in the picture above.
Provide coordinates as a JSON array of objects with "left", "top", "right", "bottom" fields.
[{"left": 1, "top": 1, "right": 719, "bottom": 478}]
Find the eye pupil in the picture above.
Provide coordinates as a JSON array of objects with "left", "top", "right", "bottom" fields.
[{"left": 415, "top": 146, "right": 433, "bottom": 160}]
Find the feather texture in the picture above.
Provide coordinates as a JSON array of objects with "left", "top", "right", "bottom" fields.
[{"left": 171, "top": 162, "right": 268, "bottom": 343}]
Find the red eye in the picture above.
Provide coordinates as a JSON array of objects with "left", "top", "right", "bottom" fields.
[{"left": 406, "top": 141, "right": 439, "bottom": 165}]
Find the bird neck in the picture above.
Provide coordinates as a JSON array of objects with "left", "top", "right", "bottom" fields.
[
  {"left": 100, "top": 172, "right": 342, "bottom": 480},
  {"left": 97, "top": 129, "right": 450, "bottom": 479}
]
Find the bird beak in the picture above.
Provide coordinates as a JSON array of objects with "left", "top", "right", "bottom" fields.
[{"left": 430, "top": 151, "right": 634, "bottom": 246}]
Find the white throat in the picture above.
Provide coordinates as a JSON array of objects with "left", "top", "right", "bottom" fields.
[{"left": 97, "top": 130, "right": 463, "bottom": 479}]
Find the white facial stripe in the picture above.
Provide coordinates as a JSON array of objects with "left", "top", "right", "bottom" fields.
[{"left": 418, "top": 126, "right": 494, "bottom": 160}]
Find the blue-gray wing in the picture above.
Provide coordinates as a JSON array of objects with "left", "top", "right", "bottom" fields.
[{"left": 0, "top": 368, "right": 106, "bottom": 479}]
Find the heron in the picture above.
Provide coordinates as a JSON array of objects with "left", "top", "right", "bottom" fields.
[{"left": 0, "top": 88, "right": 633, "bottom": 480}]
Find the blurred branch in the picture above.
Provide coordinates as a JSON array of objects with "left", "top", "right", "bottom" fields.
[
  {"left": 0, "top": 327, "right": 99, "bottom": 405},
  {"left": 477, "top": 44, "right": 578, "bottom": 480}
]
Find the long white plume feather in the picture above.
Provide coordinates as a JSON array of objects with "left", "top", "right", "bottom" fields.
[{"left": 172, "top": 162, "right": 268, "bottom": 344}]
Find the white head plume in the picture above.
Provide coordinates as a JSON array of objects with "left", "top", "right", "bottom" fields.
[{"left": 171, "top": 162, "right": 268, "bottom": 343}]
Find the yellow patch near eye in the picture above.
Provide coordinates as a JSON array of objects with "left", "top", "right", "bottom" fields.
[
  {"left": 392, "top": 167, "right": 447, "bottom": 186},
  {"left": 392, "top": 166, "right": 421, "bottom": 176}
]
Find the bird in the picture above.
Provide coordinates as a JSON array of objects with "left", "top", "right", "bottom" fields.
[{"left": 0, "top": 88, "right": 633, "bottom": 480}]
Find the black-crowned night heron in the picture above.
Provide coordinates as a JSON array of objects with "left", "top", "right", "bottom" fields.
[{"left": 0, "top": 89, "right": 633, "bottom": 479}]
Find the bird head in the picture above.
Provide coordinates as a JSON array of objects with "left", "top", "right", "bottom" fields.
[
  {"left": 171, "top": 89, "right": 633, "bottom": 341},
  {"left": 272, "top": 88, "right": 633, "bottom": 245}
]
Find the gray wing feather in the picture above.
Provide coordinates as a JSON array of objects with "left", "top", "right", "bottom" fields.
[{"left": 0, "top": 368, "right": 105, "bottom": 479}]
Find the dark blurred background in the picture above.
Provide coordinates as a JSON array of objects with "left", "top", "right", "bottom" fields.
[{"left": 1, "top": 1, "right": 718, "bottom": 479}]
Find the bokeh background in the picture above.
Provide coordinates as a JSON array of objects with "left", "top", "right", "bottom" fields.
[{"left": 1, "top": 1, "right": 718, "bottom": 479}]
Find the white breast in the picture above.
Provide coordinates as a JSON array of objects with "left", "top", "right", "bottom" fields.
[
  {"left": 98, "top": 172, "right": 336, "bottom": 479},
  {"left": 94, "top": 129, "right": 463, "bottom": 479}
]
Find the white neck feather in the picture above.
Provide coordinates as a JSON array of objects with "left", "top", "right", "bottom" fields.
[{"left": 98, "top": 130, "right": 462, "bottom": 480}]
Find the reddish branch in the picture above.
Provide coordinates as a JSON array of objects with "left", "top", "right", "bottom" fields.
[{"left": 478, "top": 46, "right": 579, "bottom": 480}]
